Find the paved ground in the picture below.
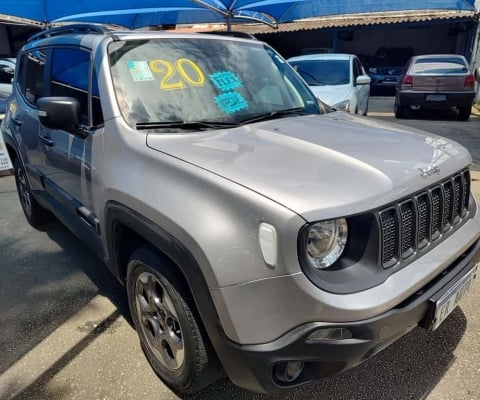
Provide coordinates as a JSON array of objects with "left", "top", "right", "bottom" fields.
[
  {"left": 1, "top": 101, "right": 480, "bottom": 400},
  {"left": 368, "top": 97, "right": 480, "bottom": 170}
]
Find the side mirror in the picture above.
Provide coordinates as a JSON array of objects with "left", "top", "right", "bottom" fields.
[
  {"left": 475, "top": 67, "right": 480, "bottom": 83},
  {"left": 356, "top": 75, "right": 371, "bottom": 85},
  {"left": 37, "top": 97, "right": 82, "bottom": 133}
]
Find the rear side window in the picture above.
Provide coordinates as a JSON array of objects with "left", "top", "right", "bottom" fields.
[
  {"left": 353, "top": 58, "right": 362, "bottom": 79},
  {"left": 412, "top": 57, "right": 468, "bottom": 75},
  {"left": 18, "top": 50, "right": 46, "bottom": 106}
]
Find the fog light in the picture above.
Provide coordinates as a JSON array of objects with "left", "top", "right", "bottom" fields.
[
  {"left": 273, "top": 361, "right": 304, "bottom": 383},
  {"left": 307, "top": 327, "right": 352, "bottom": 342}
]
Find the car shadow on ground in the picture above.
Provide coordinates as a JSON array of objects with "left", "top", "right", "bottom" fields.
[
  {"left": 0, "top": 211, "right": 130, "bottom": 375},
  {"left": 45, "top": 220, "right": 131, "bottom": 321},
  {"left": 397, "top": 107, "right": 470, "bottom": 122}
]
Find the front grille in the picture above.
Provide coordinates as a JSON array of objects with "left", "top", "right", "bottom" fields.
[{"left": 379, "top": 170, "right": 471, "bottom": 268}]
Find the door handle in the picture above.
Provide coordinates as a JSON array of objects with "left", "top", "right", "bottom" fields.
[
  {"left": 12, "top": 118, "right": 23, "bottom": 126},
  {"left": 39, "top": 136, "right": 54, "bottom": 147}
]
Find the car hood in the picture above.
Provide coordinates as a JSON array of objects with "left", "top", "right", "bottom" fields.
[
  {"left": 146, "top": 113, "right": 470, "bottom": 221},
  {"left": 309, "top": 84, "right": 351, "bottom": 107}
]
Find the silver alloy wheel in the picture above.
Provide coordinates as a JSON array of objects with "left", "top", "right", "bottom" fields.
[
  {"left": 17, "top": 166, "right": 32, "bottom": 216},
  {"left": 135, "top": 271, "right": 185, "bottom": 371}
]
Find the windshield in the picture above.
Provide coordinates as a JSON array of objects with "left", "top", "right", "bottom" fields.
[
  {"left": 108, "top": 38, "right": 320, "bottom": 128},
  {"left": 412, "top": 57, "right": 468, "bottom": 75},
  {"left": 289, "top": 60, "right": 350, "bottom": 86}
]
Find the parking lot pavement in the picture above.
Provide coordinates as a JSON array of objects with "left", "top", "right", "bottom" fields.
[
  {"left": 1, "top": 104, "right": 480, "bottom": 400},
  {"left": 369, "top": 97, "right": 480, "bottom": 170}
]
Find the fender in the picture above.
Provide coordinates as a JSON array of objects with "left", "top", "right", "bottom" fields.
[
  {"left": 103, "top": 201, "right": 230, "bottom": 352},
  {"left": 104, "top": 201, "right": 267, "bottom": 389}
]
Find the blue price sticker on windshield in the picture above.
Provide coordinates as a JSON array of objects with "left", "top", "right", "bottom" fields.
[
  {"left": 209, "top": 71, "right": 243, "bottom": 91},
  {"left": 214, "top": 91, "right": 248, "bottom": 114}
]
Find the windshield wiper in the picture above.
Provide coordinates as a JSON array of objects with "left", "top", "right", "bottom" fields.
[
  {"left": 136, "top": 120, "right": 240, "bottom": 131},
  {"left": 239, "top": 107, "right": 305, "bottom": 125}
]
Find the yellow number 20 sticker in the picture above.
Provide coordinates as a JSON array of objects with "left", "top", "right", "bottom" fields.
[{"left": 149, "top": 58, "right": 205, "bottom": 90}]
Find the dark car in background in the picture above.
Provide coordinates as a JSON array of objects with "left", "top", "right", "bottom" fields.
[
  {"left": 395, "top": 54, "right": 476, "bottom": 120},
  {"left": 367, "top": 47, "right": 414, "bottom": 91}
]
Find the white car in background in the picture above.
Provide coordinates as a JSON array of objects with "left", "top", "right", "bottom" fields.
[
  {"left": 288, "top": 53, "right": 371, "bottom": 115},
  {"left": 0, "top": 58, "right": 16, "bottom": 99}
]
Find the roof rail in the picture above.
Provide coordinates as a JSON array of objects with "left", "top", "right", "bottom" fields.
[{"left": 28, "top": 24, "right": 110, "bottom": 42}]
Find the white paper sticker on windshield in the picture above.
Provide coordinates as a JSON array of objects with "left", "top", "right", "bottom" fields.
[{"left": 127, "top": 61, "right": 155, "bottom": 82}]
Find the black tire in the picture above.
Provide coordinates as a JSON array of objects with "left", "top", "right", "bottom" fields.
[
  {"left": 394, "top": 101, "right": 405, "bottom": 119},
  {"left": 458, "top": 106, "right": 471, "bottom": 121},
  {"left": 363, "top": 100, "right": 369, "bottom": 116},
  {"left": 127, "top": 245, "right": 220, "bottom": 394},
  {"left": 13, "top": 158, "right": 53, "bottom": 228}
]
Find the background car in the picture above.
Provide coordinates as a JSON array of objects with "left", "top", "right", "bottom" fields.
[
  {"left": 395, "top": 54, "right": 476, "bottom": 120},
  {"left": 288, "top": 53, "right": 371, "bottom": 115},
  {"left": 0, "top": 58, "right": 16, "bottom": 99},
  {"left": 367, "top": 47, "right": 414, "bottom": 92}
]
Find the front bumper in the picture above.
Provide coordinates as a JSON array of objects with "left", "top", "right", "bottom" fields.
[
  {"left": 216, "top": 238, "right": 480, "bottom": 394},
  {"left": 397, "top": 91, "right": 475, "bottom": 109}
]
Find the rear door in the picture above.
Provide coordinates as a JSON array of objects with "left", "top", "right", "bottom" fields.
[{"left": 11, "top": 49, "right": 48, "bottom": 192}]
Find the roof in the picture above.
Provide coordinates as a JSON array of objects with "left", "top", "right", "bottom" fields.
[{"left": 234, "top": 9, "right": 478, "bottom": 35}]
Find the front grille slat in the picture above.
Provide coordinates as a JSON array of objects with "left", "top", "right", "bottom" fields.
[
  {"left": 400, "top": 201, "right": 416, "bottom": 259},
  {"left": 442, "top": 180, "right": 454, "bottom": 230},
  {"left": 379, "top": 169, "right": 471, "bottom": 269},
  {"left": 380, "top": 208, "right": 399, "bottom": 268},
  {"left": 453, "top": 176, "right": 462, "bottom": 224},
  {"left": 462, "top": 170, "right": 470, "bottom": 214},
  {"left": 416, "top": 193, "right": 430, "bottom": 249},
  {"left": 431, "top": 187, "right": 442, "bottom": 241}
]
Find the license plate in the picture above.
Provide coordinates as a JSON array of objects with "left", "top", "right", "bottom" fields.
[
  {"left": 425, "top": 94, "right": 446, "bottom": 102},
  {"left": 431, "top": 265, "right": 477, "bottom": 330}
]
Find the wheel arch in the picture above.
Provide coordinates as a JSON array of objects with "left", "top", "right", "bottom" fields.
[
  {"left": 3, "top": 131, "right": 20, "bottom": 164},
  {"left": 104, "top": 201, "right": 227, "bottom": 361},
  {"left": 5, "top": 142, "right": 18, "bottom": 163}
]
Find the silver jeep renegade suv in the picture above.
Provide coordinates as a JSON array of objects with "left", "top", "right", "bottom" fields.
[{"left": 2, "top": 24, "right": 480, "bottom": 395}]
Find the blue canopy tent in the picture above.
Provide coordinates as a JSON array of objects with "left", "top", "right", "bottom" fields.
[
  {"left": 0, "top": 0, "right": 476, "bottom": 30},
  {"left": 0, "top": 0, "right": 305, "bottom": 29},
  {"left": 280, "top": 0, "right": 476, "bottom": 21}
]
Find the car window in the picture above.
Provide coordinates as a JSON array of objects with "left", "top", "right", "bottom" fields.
[
  {"left": 19, "top": 50, "right": 46, "bottom": 106},
  {"left": 50, "top": 48, "right": 103, "bottom": 126},
  {"left": 353, "top": 59, "right": 362, "bottom": 79},
  {"left": 0, "top": 62, "right": 14, "bottom": 84},
  {"left": 412, "top": 57, "right": 468, "bottom": 74},
  {"left": 373, "top": 47, "right": 413, "bottom": 66},
  {"left": 289, "top": 59, "right": 350, "bottom": 86},
  {"left": 109, "top": 38, "right": 320, "bottom": 128}
]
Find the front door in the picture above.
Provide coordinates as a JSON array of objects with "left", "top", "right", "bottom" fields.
[{"left": 40, "top": 47, "right": 101, "bottom": 232}]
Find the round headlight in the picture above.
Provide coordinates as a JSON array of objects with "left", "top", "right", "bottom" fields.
[{"left": 306, "top": 218, "right": 348, "bottom": 269}]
